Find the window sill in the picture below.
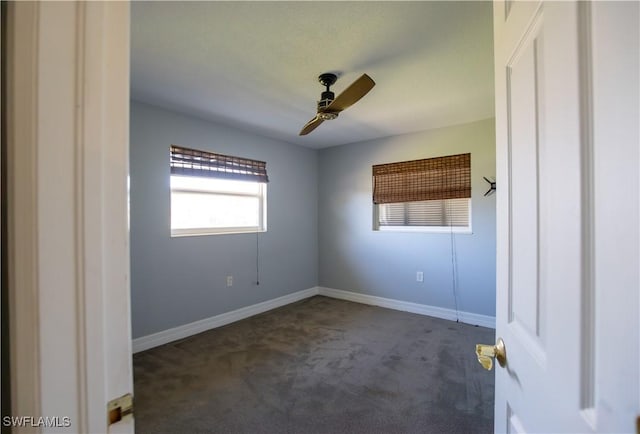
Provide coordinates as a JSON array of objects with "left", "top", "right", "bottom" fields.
[
  {"left": 374, "top": 226, "right": 472, "bottom": 234},
  {"left": 171, "top": 227, "right": 266, "bottom": 237}
]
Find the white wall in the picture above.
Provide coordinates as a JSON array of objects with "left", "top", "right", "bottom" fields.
[{"left": 318, "top": 119, "right": 497, "bottom": 318}]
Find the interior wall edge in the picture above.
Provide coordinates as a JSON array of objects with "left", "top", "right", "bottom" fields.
[
  {"left": 318, "top": 287, "right": 496, "bottom": 329},
  {"left": 132, "top": 283, "right": 496, "bottom": 355},
  {"left": 132, "top": 287, "right": 320, "bottom": 353}
]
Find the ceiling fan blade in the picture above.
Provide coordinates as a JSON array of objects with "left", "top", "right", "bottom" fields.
[
  {"left": 299, "top": 115, "right": 325, "bottom": 135},
  {"left": 326, "top": 74, "right": 375, "bottom": 112}
]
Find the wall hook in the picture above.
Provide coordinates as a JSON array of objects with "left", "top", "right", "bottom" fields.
[{"left": 483, "top": 176, "right": 496, "bottom": 196}]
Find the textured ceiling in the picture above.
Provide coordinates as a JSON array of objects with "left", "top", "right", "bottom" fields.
[{"left": 131, "top": 1, "right": 495, "bottom": 149}]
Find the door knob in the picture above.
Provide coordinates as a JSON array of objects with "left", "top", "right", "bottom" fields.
[{"left": 475, "top": 337, "right": 507, "bottom": 370}]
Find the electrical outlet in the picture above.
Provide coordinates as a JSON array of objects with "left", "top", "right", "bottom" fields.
[
  {"left": 226, "top": 276, "right": 233, "bottom": 287},
  {"left": 416, "top": 271, "right": 424, "bottom": 282}
]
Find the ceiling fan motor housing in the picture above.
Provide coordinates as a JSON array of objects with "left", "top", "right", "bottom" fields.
[
  {"left": 317, "top": 73, "right": 338, "bottom": 113},
  {"left": 318, "top": 91, "right": 335, "bottom": 110}
]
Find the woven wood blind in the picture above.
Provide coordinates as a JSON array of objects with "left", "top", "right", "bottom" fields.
[
  {"left": 170, "top": 145, "right": 269, "bottom": 183},
  {"left": 372, "top": 153, "right": 470, "bottom": 204}
]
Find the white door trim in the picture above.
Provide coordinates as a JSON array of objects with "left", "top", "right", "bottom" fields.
[
  {"left": 7, "top": 2, "right": 132, "bottom": 432},
  {"left": 7, "top": 1, "right": 42, "bottom": 422}
]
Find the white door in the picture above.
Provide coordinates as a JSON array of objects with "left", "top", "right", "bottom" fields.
[
  {"left": 491, "top": 1, "right": 639, "bottom": 432},
  {"left": 6, "top": 2, "right": 134, "bottom": 433}
]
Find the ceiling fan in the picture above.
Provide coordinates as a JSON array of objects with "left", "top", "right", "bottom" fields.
[{"left": 299, "top": 73, "right": 376, "bottom": 136}]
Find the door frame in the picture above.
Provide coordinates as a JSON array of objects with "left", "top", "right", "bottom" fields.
[
  {"left": 5, "top": 1, "right": 638, "bottom": 433},
  {"left": 6, "top": 2, "right": 132, "bottom": 432}
]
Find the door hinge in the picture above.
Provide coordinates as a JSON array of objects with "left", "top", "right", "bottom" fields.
[{"left": 107, "top": 393, "right": 133, "bottom": 425}]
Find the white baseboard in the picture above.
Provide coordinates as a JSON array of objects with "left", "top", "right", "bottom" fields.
[
  {"left": 133, "top": 286, "right": 495, "bottom": 353},
  {"left": 318, "top": 287, "right": 495, "bottom": 329},
  {"left": 132, "top": 287, "right": 320, "bottom": 353}
]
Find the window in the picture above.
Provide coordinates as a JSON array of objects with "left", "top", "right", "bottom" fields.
[
  {"left": 372, "top": 153, "right": 471, "bottom": 233},
  {"left": 376, "top": 198, "right": 471, "bottom": 233},
  {"left": 170, "top": 145, "right": 268, "bottom": 236}
]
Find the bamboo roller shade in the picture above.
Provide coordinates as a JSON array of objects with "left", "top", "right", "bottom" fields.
[
  {"left": 170, "top": 145, "right": 269, "bottom": 183},
  {"left": 372, "top": 153, "right": 471, "bottom": 204}
]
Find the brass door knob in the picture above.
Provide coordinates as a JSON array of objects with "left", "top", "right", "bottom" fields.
[{"left": 475, "top": 337, "right": 507, "bottom": 370}]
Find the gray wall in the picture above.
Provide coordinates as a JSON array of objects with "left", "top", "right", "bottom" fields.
[
  {"left": 130, "top": 101, "right": 318, "bottom": 338},
  {"left": 318, "top": 119, "right": 496, "bottom": 317},
  {"left": 130, "top": 105, "right": 496, "bottom": 338}
]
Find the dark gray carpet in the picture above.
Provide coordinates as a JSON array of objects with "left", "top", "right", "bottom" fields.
[{"left": 133, "top": 296, "right": 495, "bottom": 434}]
